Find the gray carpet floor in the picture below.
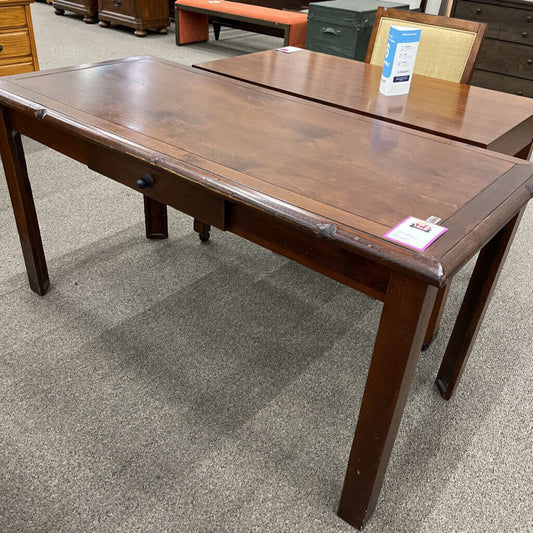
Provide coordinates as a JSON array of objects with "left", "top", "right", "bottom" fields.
[{"left": 1, "top": 2, "right": 532, "bottom": 532}]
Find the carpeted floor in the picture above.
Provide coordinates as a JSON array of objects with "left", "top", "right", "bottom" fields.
[{"left": 0, "top": 2, "right": 532, "bottom": 532}]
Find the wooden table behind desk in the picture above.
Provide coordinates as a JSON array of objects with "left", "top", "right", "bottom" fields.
[{"left": 194, "top": 49, "right": 533, "bottom": 158}]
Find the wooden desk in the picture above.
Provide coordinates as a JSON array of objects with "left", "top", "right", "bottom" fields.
[
  {"left": 1, "top": 56, "right": 532, "bottom": 530},
  {"left": 194, "top": 49, "right": 533, "bottom": 158}
]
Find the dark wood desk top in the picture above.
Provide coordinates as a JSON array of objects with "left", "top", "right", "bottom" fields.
[
  {"left": 1, "top": 56, "right": 531, "bottom": 286},
  {"left": 194, "top": 49, "right": 533, "bottom": 156}
]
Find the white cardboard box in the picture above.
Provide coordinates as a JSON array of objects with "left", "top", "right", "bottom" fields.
[{"left": 379, "top": 25, "right": 421, "bottom": 96}]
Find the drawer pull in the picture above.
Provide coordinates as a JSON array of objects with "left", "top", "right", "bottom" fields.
[
  {"left": 0, "top": 45, "right": 3, "bottom": 52},
  {"left": 475, "top": 8, "right": 482, "bottom": 14},
  {"left": 523, "top": 31, "right": 528, "bottom": 38},
  {"left": 518, "top": 91, "right": 524, "bottom": 96},
  {"left": 113, "top": 0, "right": 121, "bottom": 5},
  {"left": 321, "top": 27, "right": 340, "bottom": 35},
  {"left": 528, "top": 59, "right": 533, "bottom": 65},
  {"left": 136, "top": 174, "right": 154, "bottom": 189},
  {"left": 528, "top": 16, "right": 533, "bottom": 22}
]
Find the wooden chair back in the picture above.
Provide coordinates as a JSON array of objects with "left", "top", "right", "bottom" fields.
[{"left": 365, "top": 7, "right": 487, "bottom": 84}]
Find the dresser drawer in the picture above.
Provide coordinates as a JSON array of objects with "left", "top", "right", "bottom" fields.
[
  {"left": 0, "top": 29, "right": 32, "bottom": 61},
  {"left": 477, "top": 38, "right": 533, "bottom": 79},
  {"left": 498, "top": 20, "right": 533, "bottom": 46},
  {"left": 453, "top": 0, "right": 501, "bottom": 38},
  {"left": 98, "top": 0, "right": 136, "bottom": 18},
  {"left": 0, "top": 59, "right": 34, "bottom": 77},
  {"left": 0, "top": 6, "right": 28, "bottom": 31},
  {"left": 454, "top": 0, "right": 533, "bottom": 45},
  {"left": 472, "top": 69, "right": 533, "bottom": 97}
]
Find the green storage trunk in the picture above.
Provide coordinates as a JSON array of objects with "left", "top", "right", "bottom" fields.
[{"left": 306, "top": 0, "right": 409, "bottom": 61}]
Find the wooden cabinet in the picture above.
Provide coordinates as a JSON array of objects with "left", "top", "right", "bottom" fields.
[
  {"left": 98, "top": 0, "right": 169, "bottom": 37},
  {"left": 0, "top": 0, "right": 39, "bottom": 76},
  {"left": 451, "top": 0, "right": 533, "bottom": 97},
  {"left": 53, "top": 0, "right": 99, "bottom": 23}
]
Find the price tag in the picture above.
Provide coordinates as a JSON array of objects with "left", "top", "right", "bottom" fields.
[
  {"left": 384, "top": 216, "right": 448, "bottom": 251},
  {"left": 276, "top": 46, "right": 303, "bottom": 53}
]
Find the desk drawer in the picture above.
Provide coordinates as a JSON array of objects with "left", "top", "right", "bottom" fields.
[
  {"left": 88, "top": 145, "right": 227, "bottom": 229},
  {"left": 0, "top": 30, "right": 32, "bottom": 61},
  {"left": 477, "top": 38, "right": 533, "bottom": 79},
  {"left": 0, "top": 6, "right": 27, "bottom": 30},
  {"left": 471, "top": 69, "right": 533, "bottom": 97}
]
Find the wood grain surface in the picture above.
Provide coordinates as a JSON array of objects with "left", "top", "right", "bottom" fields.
[
  {"left": 194, "top": 49, "right": 533, "bottom": 155},
  {"left": 1, "top": 56, "right": 532, "bottom": 286}
]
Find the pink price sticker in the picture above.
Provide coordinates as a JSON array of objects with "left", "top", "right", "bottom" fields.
[{"left": 384, "top": 216, "right": 448, "bottom": 251}]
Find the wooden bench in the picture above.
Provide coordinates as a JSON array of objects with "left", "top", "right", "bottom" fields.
[{"left": 175, "top": 0, "right": 308, "bottom": 47}]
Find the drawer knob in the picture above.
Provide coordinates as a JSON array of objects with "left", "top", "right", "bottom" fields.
[
  {"left": 518, "top": 91, "right": 524, "bottom": 96},
  {"left": 0, "top": 45, "right": 3, "bottom": 52},
  {"left": 527, "top": 16, "right": 532, "bottom": 22},
  {"left": 475, "top": 8, "right": 482, "bottom": 14},
  {"left": 528, "top": 59, "right": 533, "bottom": 65},
  {"left": 523, "top": 31, "right": 529, "bottom": 38},
  {"left": 136, "top": 174, "right": 154, "bottom": 189},
  {"left": 113, "top": 0, "right": 121, "bottom": 5}
]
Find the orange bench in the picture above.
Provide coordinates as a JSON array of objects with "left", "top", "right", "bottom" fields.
[{"left": 175, "top": 0, "right": 307, "bottom": 47}]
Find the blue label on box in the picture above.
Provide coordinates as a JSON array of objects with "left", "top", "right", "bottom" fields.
[
  {"left": 382, "top": 26, "right": 421, "bottom": 81},
  {"left": 380, "top": 25, "right": 421, "bottom": 95}
]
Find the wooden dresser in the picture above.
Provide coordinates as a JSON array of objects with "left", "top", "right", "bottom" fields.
[
  {"left": 0, "top": 0, "right": 39, "bottom": 76},
  {"left": 53, "top": 0, "right": 99, "bottom": 23},
  {"left": 451, "top": 0, "right": 533, "bottom": 97},
  {"left": 98, "top": 0, "right": 169, "bottom": 37}
]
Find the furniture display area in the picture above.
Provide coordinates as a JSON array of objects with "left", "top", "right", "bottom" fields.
[
  {"left": 451, "top": 0, "right": 533, "bottom": 97},
  {"left": 305, "top": 0, "right": 408, "bottom": 61},
  {"left": 1, "top": 56, "right": 532, "bottom": 530},
  {"left": 52, "top": 0, "right": 98, "bottom": 23},
  {"left": 98, "top": 0, "right": 169, "bottom": 37},
  {"left": 0, "top": 0, "right": 39, "bottom": 76},
  {"left": 366, "top": 7, "right": 487, "bottom": 83},
  {"left": 175, "top": 0, "right": 307, "bottom": 47}
]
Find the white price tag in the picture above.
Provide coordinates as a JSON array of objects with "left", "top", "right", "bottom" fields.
[
  {"left": 276, "top": 46, "right": 303, "bottom": 53},
  {"left": 384, "top": 216, "right": 448, "bottom": 251}
]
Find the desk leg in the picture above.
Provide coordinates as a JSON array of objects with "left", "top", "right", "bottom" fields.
[
  {"left": 436, "top": 210, "right": 525, "bottom": 400},
  {"left": 514, "top": 141, "right": 532, "bottom": 160},
  {"left": 338, "top": 272, "right": 437, "bottom": 529},
  {"left": 193, "top": 219, "right": 211, "bottom": 242},
  {"left": 144, "top": 197, "right": 168, "bottom": 239},
  {"left": 423, "top": 283, "right": 451, "bottom": 349},
  {"left": 0, "top": 109, "right": 49, "bottom": 295}
]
